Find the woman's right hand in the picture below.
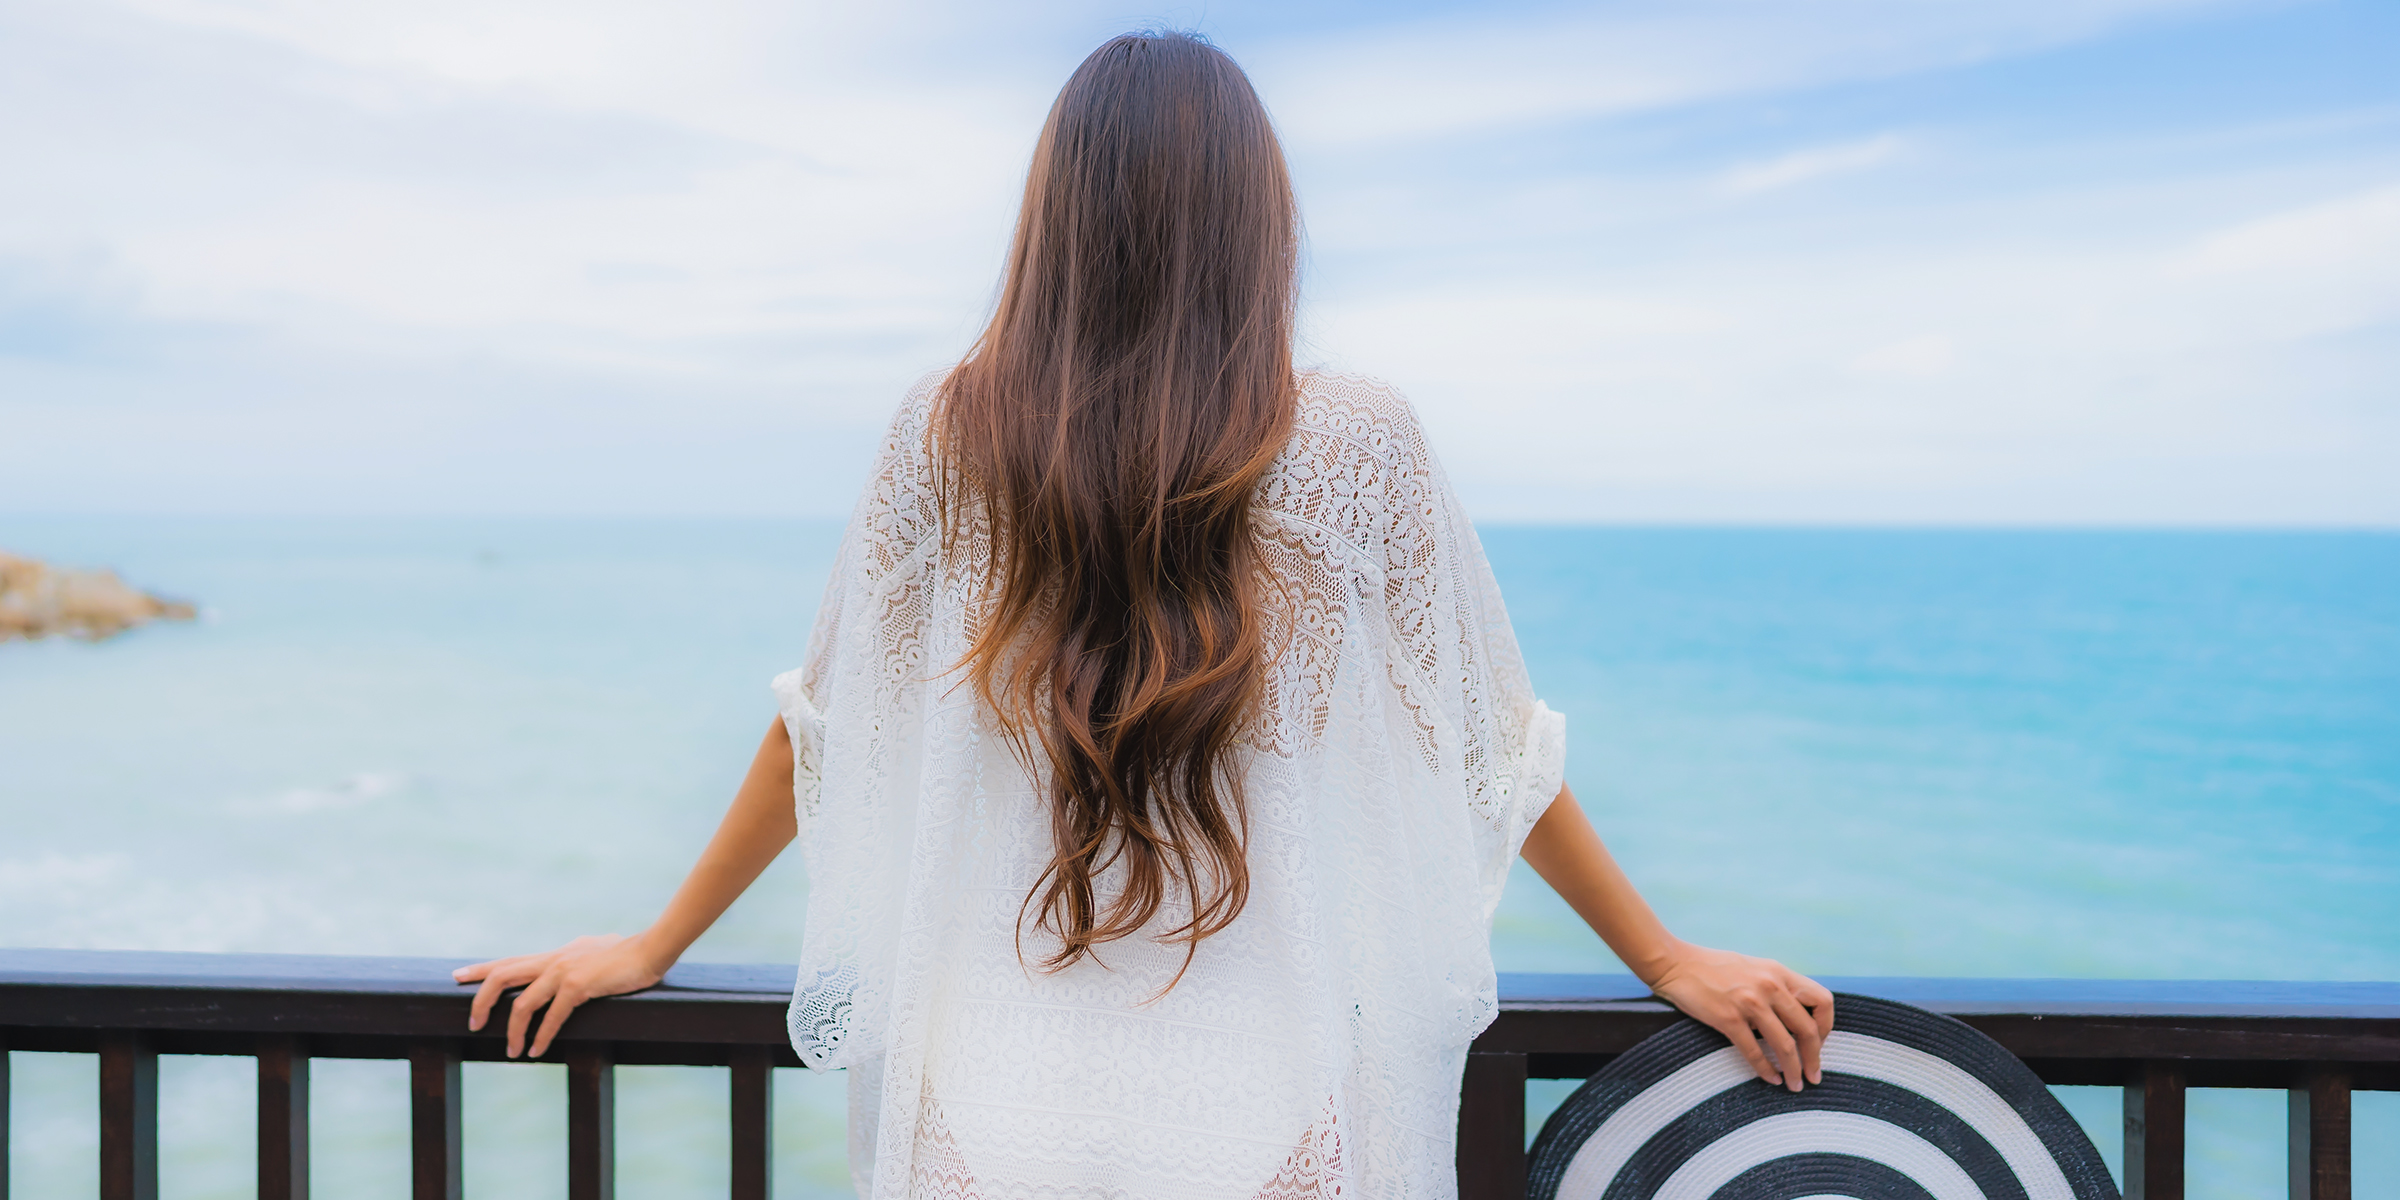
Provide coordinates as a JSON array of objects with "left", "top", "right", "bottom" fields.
[
  {"left": 1517, "top": 787, "right": 1834, "bottom": 1092},
  {"left": 453, "top": 933, "right": 668, "bottom": 1059}
]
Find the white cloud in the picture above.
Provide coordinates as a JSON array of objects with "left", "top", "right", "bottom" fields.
[
  {"left": 1304, "top": 178, "right": 2399, "bottom": 524},
  {"left": 1850, "top": 333, "right": 1956, "bottom": 377},
  {"left": 2185, "top": 181, "right": 2400, "bottom": 273},
  {"left": 1722, "top": 136, "right": 1907, "bottom": 195},
  {"left": 1253, "top": 0, "right": 2237, "bottom": 145},
  {"left": 0, "top": 0, "right": 2387, "bottom": 524},
  {"left": 2161, "top": 181, "right": 2400, "bottom": 346},
  {"left": 0, "top": 851, "right": 131, "bottom": 891},
  {"left": 0, "top": 0, "right": 1033, "bottom": 412}
]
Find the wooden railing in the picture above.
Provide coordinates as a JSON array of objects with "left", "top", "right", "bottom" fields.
[{"left": 3, "top": 950, "right": 2395, "bottom": 1200}]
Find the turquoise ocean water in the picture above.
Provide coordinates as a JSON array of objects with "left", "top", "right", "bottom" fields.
[{"left": 3, "top": 516, "right": 2395, "bottom": 1197}]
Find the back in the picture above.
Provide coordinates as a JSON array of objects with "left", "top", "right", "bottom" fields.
[{"left": 774, "top": 367, "right": 1565, "bottom": 1199}]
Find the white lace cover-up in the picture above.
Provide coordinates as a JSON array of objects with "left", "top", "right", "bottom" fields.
[{"left": 772, "top": 370, "right": 1567, "bottom": 1200}]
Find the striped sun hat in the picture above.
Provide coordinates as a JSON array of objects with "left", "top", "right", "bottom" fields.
[{"left": 1525, "top": 994, "right": 2119, "bottom": 1200}]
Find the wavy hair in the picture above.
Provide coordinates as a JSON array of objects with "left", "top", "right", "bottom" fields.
[{"left": 935, "top": 31, "right": 1298, "bottom": 978}]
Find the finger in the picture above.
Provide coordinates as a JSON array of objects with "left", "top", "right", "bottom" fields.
[
  {"left": 467, "top": 958, "right": 544, "bottom": 1032},
  {"left": 507, "top": 974, "right": 560, "bottom": 1059},
  {"left": 529, "top": 984, "right": 585, "bottom": 1059},
  {"left": 469, "top": 973, "right": 506, "bottom": 1032},
  {"left": 455, "top": 953, "right": 536, "bottom": 982},
  {"left": 1766, "top": 986, "right": 1823, "bottom": 1087},
  {"left": 1744, "top": 995, "right": 1804, "bottom": 1092},
  {"left": 453, "top": 953, "right": 530, "bottom": 983},
  {"left": 468, "top": 962, "right": 521, "bottom": 1032},
  {"left": 1713, "top": 1014, "right": 1778, "bottom": 1085},
  {"left": 1785, "top": 972, "right": 1836, "bottom": 1081},
  {"left": 1747, "top": 993, "right": 1804, "bottom": 1089},
  {"left": 1803, "top": 980, "right": 1837, "bottom": 1040}
]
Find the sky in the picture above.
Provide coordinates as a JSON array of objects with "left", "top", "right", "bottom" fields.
[{"left": 1, "top": 0, "right": 2394, "bottom": 524}]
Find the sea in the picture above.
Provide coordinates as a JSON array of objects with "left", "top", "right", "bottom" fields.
[{"left": 3, "top": 515, "right": 2395, "bottom": 1198}]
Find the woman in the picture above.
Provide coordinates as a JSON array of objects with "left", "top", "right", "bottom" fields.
[{"left": 457, "top": 31, "right": 1831, "bottom": 1200}]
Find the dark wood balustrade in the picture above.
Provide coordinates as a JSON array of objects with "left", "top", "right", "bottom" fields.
[{"left": 3, "top": 950, "right": 2394, "bottom": 1199}]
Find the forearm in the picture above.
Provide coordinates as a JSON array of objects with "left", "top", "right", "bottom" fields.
[
  {"left": 1518, "top": 784, "right": 1685, "bottom": 986},
  {"left": 457, "top": 716, "right": 803, "bottom": 1057},
  {"left": 630, "top": 718, "right": 800, "bottom": 970}
]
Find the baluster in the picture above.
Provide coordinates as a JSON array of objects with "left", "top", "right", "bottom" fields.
[
  {"left": 731, "top": 1047, "right": 775, "bottom": 1200},
  {"left": 1455, "top": 1050, "right": 1527, "bottom": 1200},
  {"left": 410, "top": 1042, "right": 462, "bottom": 1200},
  {"left": 2, "top": 1033, "right": 11, "bottom": 1200},
  {"left": 99, "top": 1031, "right": 158, "bottom": 1200},
  {"left": 2288, "top": 1063, "right": 2351, "bottom": 1200},
  {"left": 2124, "top": 1059, "right": 2185, "bottom": 1200},
  {"left": 566, "top": 1045, "right": 615, "bottom": 1200},
  {"left": 258, "top": 1035, "right": 310, "bottom": 1200}
]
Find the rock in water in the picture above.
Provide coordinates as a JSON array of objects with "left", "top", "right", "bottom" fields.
[{"left": 0, "top": 551, "right": 197, "bottom": 642}]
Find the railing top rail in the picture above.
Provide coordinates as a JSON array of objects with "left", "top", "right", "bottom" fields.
[
  {"left": 0, "top": 948, "right": 790, "bottom": 1002},
  {"left": 1498, "top": 972, "right": 2400, "bottom": 1020},
  {"left": 5, "top": 949, "right": 2396, "bottom": 1020}
]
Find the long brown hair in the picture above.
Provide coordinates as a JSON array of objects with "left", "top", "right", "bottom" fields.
[{"left": 935, "top": 31, "right": 1298, "bottom": 977}]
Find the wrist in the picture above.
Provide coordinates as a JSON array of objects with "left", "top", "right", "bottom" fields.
[
  {"left": 1628, "top": 936, "right": 1693, "bottom": 990},
  {"left": 624, "top": 928, "right": 683, "bottom": 980}
]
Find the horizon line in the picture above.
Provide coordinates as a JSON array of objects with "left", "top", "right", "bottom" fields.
[{"left": 4, "top": 511, "right": 2397, "bottom": 536}]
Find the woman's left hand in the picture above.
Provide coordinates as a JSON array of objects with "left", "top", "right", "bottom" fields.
[{"left": 1645, "top": 943, "right": 1835, "bottom": 1092}]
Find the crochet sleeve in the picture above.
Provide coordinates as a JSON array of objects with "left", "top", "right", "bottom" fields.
[
  {"left": 1375, "top": 392, "right": 1567, "bottom": 911},
  {"left": 770, "top": 377, "right": 943, "bottom": 842}
]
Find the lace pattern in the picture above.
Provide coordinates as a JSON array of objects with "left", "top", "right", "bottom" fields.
[{"left": 779, "top": 371, "right": 1565, "bottom": 1198}]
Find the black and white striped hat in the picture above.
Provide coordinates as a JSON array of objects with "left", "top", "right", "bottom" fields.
[{"left": 1526, "top": 994, "right": 2118, "bottom": 1200}]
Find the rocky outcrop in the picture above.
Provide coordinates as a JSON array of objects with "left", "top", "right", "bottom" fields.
[{"left": 0, "top": 551, "right": 196, "bottom": 642}]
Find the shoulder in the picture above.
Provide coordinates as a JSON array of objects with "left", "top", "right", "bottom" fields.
[
  {"left": 861, "top": 365, "right": 956, "bottom": 478},
  {"left": 842, "top": 368, "right": 955, "bottom": 536},
  {"left": 891, "top": 366, "right": 953, "bottom": 438},
  {"left": 1290, "top": 368, "right": 1431, "bottom": 466},
  {"left": 1257, "top": 370, "right": 1444, "bottom": 553},
  {"left": 1283, "top": 368, "right": 1445, "bottom": 498}
]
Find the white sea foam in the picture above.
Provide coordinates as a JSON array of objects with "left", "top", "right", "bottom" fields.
[{"left": 232, "top": 770, "right": 411, "bottom": 815}]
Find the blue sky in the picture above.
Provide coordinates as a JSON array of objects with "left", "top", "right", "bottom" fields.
[{"left": 1, "top": 0, "right": 2393, "bottom": 523}]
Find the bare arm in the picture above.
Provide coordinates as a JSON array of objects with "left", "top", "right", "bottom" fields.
[
  {"left": 454, "top": 717, "right": 799, "bottom": 1058},
  {"left": 1520, "top": 784, "right": 1834, "bottom": 1091}
]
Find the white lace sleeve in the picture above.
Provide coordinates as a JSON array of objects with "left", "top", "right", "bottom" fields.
[
  {"left": 1376, "top": 391, "right": 1567, "bottom": 913},
  {"left": 767, "top": 669, "right": 827, "bottom": 838},
  {"left": 771, "top": 377, "right": 945, "bottom": 1071},
  {"left": 770, "top": 380, "right": 943, "bottom": 842}
]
